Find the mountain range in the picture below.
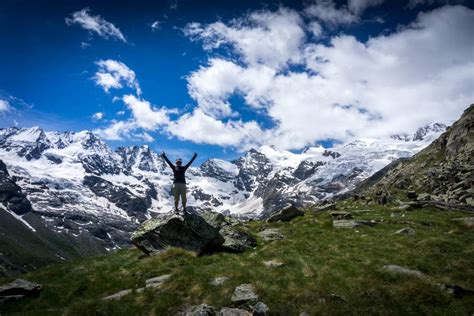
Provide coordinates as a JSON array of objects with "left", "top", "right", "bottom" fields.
[{"left": 0, "top": 121, "right": 447, "bottom": 275}]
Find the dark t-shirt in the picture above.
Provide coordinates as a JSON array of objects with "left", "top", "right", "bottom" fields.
[{"left": 162, "top": 153, "right": 197, "bottom": 184}]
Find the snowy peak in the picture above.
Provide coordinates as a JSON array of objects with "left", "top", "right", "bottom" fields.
[
  {"left": 391, "top": 123, "right": 447, "bottom": 142},
  {"left": 199, "top": 158, "right": 239, "bottom": 182},
  {"left": 413, "top": 123, "right": 447, "bottom": 141}
]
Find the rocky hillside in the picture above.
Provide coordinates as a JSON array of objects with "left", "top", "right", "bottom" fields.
[{"left": 353, "top": 104, "right": 473, "bottom": 210}]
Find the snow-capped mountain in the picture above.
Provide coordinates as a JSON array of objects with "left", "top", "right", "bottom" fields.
[{"left": 0, "top": 124, "right": 446, "bottom": 252}]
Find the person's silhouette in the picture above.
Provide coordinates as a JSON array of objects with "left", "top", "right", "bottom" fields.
[{"left": 161, "top": 152, "right": 197, "bottom": 214}]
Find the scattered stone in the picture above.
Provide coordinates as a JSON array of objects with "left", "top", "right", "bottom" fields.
[
  {"left": 263, "top": 260, "right": 285, "bottom": 268},
  {"left": 219, "top": 307, "right": 252, "bottom": 316},
  {"left": 330, "top": 211, "right": 353, "bottom": 220},
  {"left": 439, "top": 284, "right": 474, "bottom": 298},
  {"left": 131, "top": 213, "right": 224, "bottom": 256},
  {"left": 258, "top": 228, "right": 285, "bottom": 242},
  {"left": 103, "top": 289, "right": 132, "bottom": 300},
  {"left": 299, "top": 312, "right": 310, "bottom": 316},
  {"left": 314, "top": 203, "right": 337, "bottom": 211},
  {"left": 266, "top": 204, "right": 304, "bottom": 222},
  {"left": 393, "top": 227, "right": 416, "bottom": 235},
  {"left": 210, "top": 276, "right": 230, "bottom": 286},
  {"left": 0, "top": 279, "right": 42, "bottom": 302},
  {"left": 317, "top": 293, "right": 346, "bottom": 303},
  {"left": 382, "top": 265, "right": 425, "bottom": 278},
  {"left": 333, "top": 220, "right": 377, "bottom": 229},
  {"left": 231, "top": 284, "right": 258, "bottom": 304},
  {"left": 253, "top": 302, "right": 269, "bottom": 316},
  {"left": 145, "top": 274, "right": 171, "bottom": 288},
  {"left": 451, "top": 217, "right": 474, "bottom": 227},
  {"left": 183, "top": 303, "right": 217, "bottom": 316}
]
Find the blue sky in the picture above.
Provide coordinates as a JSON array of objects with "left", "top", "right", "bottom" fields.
[{"left": 0, "top": 0, "right": 473, "bottom": 163}]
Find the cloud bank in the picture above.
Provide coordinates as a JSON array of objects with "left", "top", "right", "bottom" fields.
[{"left": 95, "top": 3, "right": 474, "bottom": 151}]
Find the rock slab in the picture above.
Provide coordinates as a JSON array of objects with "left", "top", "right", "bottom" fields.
[
  {"left": 131, "top": 213, "right": 224, "bottom": 255},
  {"left": 231, "top": 284, "right": 258, "bottom": 304},
  {"left": 0, "top": 279, "right": 42, "bottom": 302},
  {"left": 258, "top": 228, "right": 285, "bottom": 242},
  {"left": 267, "top": 204, "right": 304, "bottom": 222}
]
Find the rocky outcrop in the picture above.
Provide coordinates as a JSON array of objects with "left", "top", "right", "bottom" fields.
[
  {"left": 0, "top": 279, "right": 42, "bottom": 303},
  {"left": 0, "top": 160, "right": 32, "bottom": 215},
  {"left": 352, "top": 104, "right": 474, "bottom": 209},
  {"left": 131, "top": 213, "right": 224, "bottom": 255}
]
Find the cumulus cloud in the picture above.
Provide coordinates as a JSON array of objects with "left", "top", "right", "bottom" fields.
[
  {"left": 95, "top": 4, "right": 473, "bottom": 151},
  {"left": 184, "top": 8, "right": 306, "bottom": 69},
  {"left": 94, "top": 59, "right": 141, "bottom": 95},
  {"left": 179, "top": 4, "right": 474, "bottom": 149},
  {"left": 65, "top": 8, "right": 126, "bottom": 42},
  {"left": 0, "top": 99, "right": 11, "bottom": 112},
  {"left": 92, "top": 112, "right": 104, "bottom": 120}
]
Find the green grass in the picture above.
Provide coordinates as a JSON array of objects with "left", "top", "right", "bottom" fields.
[{"left": 1, "top": 203, "right": 474, "bottom": 315}]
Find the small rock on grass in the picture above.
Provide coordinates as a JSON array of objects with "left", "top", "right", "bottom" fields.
[
  {"left": 438, "top": 284, "right": 474, "bottom": 298},
  {"left": 231, "top": 284, "right": 258, "bottom": 304},
  {"left": 145, "top": 274, "right": 172, "bottom": 288},
  {"left": 382, "top": 265, "right": 425, "bottom": 278},
  {"left": 103, "top": 289, "right": 133, "bottom": 300},
  {"left": 393, "top": 227, "right": 416, "bottom": 235},
  {"left": 210, "top": 276, "right": 230, "bottom": 286},
  {"left": 253, "top": 302, "right": 269, "bottom": 316},
  {"left": 263, "top": 260, "right": 285, "bottom": 268},
  {"left": 330, "top": 211, "right": 353, "bottom": 220},
  {"left": 333, "top": 220, "right": 376, "bottom": 229},
  {"left": 258, "top": 228, "right": 285, "bottom": 242}
]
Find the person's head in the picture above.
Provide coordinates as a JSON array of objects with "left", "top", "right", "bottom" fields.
[{"left": 176, "top": 158, "right": 182, "bottom": 166}]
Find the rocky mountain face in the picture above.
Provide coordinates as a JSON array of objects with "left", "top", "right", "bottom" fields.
[
  {"left": 0, "top": 120, "right": 448, "bottom": 274},
  {"left": 354, "top": 104, "right": 473, "bottom": 209}
]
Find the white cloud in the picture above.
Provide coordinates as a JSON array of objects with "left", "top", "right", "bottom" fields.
[
  {"left": 122, "top": 94, "right": 171, "bottom": 130},
  {"left": 179, "top": 5, "right": 474, "bottom": 149},
  {"left": 65, "top": 8, "right": 126, "bottom": 42},
  {"left": 184, "top": 8, "right": 306, "bottom": 69},
  {"left": 0, "top": 99, "right": 11, "bottom": 112},
  {"left": 151, "top": 21, "right": 161, "bottom": 31},
  {"left": 166, "top": 108, "right": 264, "bottom": 147},
  {"left": 94, "top": 120, "right": 136, "bottom": 140},
  {"left": 94, "top": 59, "right": 141, "bottom": 95},
  {"left": 92, "top": 112, "right": 104, "bottom": 120},
  {"left": 95, "top": 4, "right": 473, "bottom": 151}
]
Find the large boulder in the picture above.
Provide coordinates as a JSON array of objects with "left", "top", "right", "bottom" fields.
[
  {"left": 0, "top": 279, "right": 42, "bottom": 303},
  {"left": 201, "top": 212, "right": 256, "bottom": 253},
  {"left": 131, "top": 213, "right": 224, "bottom": 256},
  {"left": 266, "top": 204, "right": 304, "bottom": 222}
]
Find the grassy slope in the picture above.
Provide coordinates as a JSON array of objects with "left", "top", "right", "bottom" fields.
[{"left": 1, "top": 202, "right": 473, "bottom": 315}]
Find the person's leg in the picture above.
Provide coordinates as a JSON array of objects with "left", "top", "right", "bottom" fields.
[
  {"left": 173, "top": 184, "right": 179, "bottom": 212},
  {"left": 181, "top": 184, "right": 187, "bottom": 212}
]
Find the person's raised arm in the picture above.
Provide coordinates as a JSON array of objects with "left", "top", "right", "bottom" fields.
[
  {"left": 161, "top": 152, "right": 174, "bottom": 170},
  {"left": 184, "top": 152, "right": 197, "bottom": 169}
]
